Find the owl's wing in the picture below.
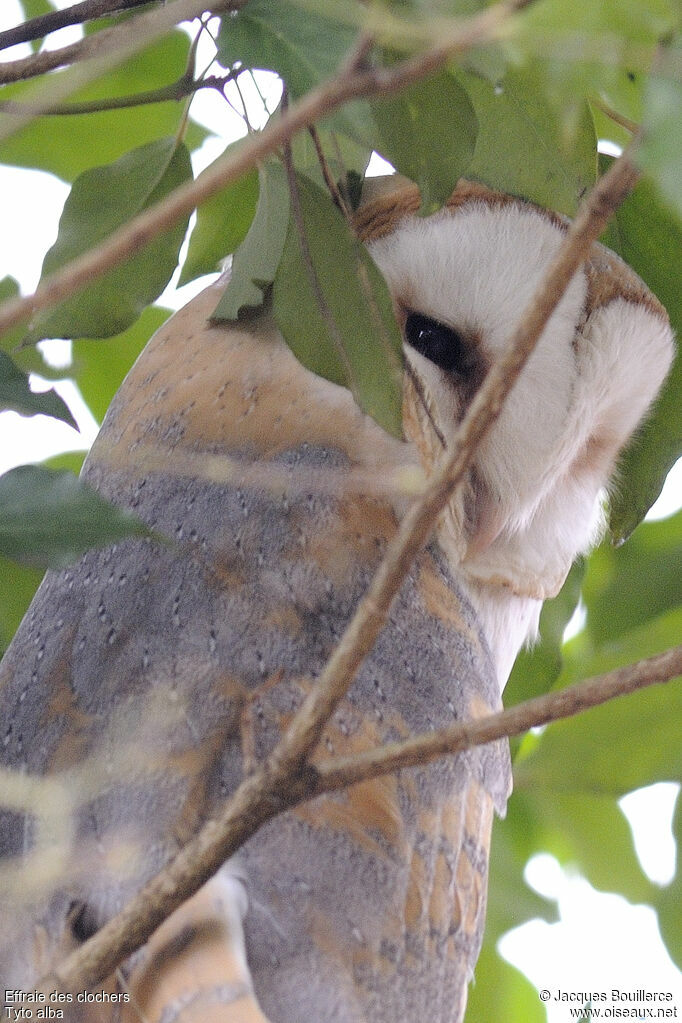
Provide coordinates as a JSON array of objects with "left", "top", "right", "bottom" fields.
[
  {"left": 122, "top": 767, "right": 500, "bottom": 1023},
  {"left": 0, "top": 280, "right": 508, "bottom": 1023}
]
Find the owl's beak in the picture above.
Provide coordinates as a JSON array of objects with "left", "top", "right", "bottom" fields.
[
  {"left": 465, "top": 507, "right": 505, "bottom": 560},
  {"left": 462, "top": 471, "right": 506, "bottom": 561}
]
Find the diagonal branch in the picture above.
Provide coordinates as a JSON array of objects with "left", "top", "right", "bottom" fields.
[
  {"left": 272, "top": 147, "right": 640, "bottom": 771},
  {"left": 43, "top": 133, "right": 641, "bottom": 996},
  {"left": 0, "top": 0, "right": 530, "bottom": 342}
]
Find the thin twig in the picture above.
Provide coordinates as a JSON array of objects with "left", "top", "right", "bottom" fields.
[
  {"left": 0, "top": 2, "right": 241, "bottom": 156},
  {"left": 43, "top": 127, "right": 641, "bottom": 996},
  {"left": 0, "top": 0, "right": 531, "bottom": 342},
  {"left": 591, "top": 97, "right": 639, "bottom": 135},
  {"left": 308, "top": 124, "right": 351, "bottom": 218},
  {"left": 315, "top": 646, "right": 682, "bottom": 792},
  {"left": 0, "top": 72, "right": 235, "bottom": 116},
  {"left": 0, "top": 0, "right": 153, "bottom": 53},
  {"left": 0, "top": 0, "right": 235, "bottom": 84},
  {"left": 246, "top": 68, "right": 272, "bottom": 122}
]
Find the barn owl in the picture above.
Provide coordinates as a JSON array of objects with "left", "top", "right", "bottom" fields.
[{"left": 0, "top": 177, "right": 673, "bottom": 1023}]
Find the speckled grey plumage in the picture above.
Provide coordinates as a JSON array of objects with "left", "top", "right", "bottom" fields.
[{"left": 0, "top": 442, "right": 509, "bottom": 1020}]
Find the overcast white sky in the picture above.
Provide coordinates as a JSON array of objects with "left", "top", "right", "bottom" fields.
[{"left": 0, "top": 2, "right": 680, "bottom": 1017}]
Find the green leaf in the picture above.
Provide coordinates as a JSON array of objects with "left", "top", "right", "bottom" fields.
[
  {"left": 0, "top": 279, "right": 62, "bottom": 379},
  {"left": 0, "top": 349, "right": 76, "bottom": 427},
  {"left": 18, "top": 0, "right": 54, "bottom": 15},
  {"left": 599, "top": 172, "right": 682, "bottom": 540},
  {"left": 217, "top": 0, "right": 368, "bottom": 140},
  {"left": 72, "top": 305, "right": 172, "bottom": 424},
  {"left": 506, "top": 559, "right": 585, "bottom": 709},
  {"left": 25, "top": 138, "right": 192, "bottom": 343},
  {"left": 487, "top": 812, "right": 559, "bottom": 942},
  {"left": 0, "top": 32, "right": 207, "bottom": 180},
  {"left": 581, "top": 513, "right": 682, "bottom": 645},
  {"left": 179, "top": 159, "right": 259, "bottom": 286},
  {"left": 515, "top": 0, "right": 677, "bottom": 63},
  {"left": 218, "top": 0, "right": 356, "bottom": 96},
  {"left": 466, "top": 939, "right": 547, "bottom": 1023},
  {"left": 518, "top": 0, "right": 675, "bottom": 36},
  {"left": 0, "top": 554, "right": 43, "bottom": 656},
  {"left": 370, "top": 71, "right": 478, "bottom": 212},
  {"left": 42, "top": 450, "right": 86, "bottom": 476},
  {"left": 0, "top": 276, "right": 30, "bottom": 354},
  {"left": 508, "top": 1, "right": 676, "bottom": 168},
  {"left": 656, "top": 792, "right": 682, "bottom": 969},
  {"left": 513, "top": 790, "right": 657, "bottom": 905},
  {"left": 0, "top": 465, "right": 155, "bottom": 570},
  {"left": 456, "top": 63, "right": 597, "bottom": 216},
  {"left": 514, "top": 608, "right": 682, "bottom": 797},
  {"left": 211, "top": 160, "right": 290, "bottom": 320},
  {"left": 639, "top": 64, "right": 682, "bottom": 225},
  {"left": 0, "top": 443, "right": 83, "bottom": 656},
  {"left": 272, "top": 173, "right": 403, "bottom": 437}
]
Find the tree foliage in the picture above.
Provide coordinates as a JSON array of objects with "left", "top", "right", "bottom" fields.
[{"left": 0, "top": 0, "right": 681, "bottom": 1017}]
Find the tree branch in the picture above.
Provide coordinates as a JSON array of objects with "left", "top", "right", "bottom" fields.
[
  {"left": 0, "top": 0, "right": 241, "bottom": 148},
  {"left": 0, "top": 71, "right": 234, "bottom": 116},
  {"left": 46, "top": 636, "right": 681, "bottom": 993},
  {"left": 0, "top": 0, "right": 235, "bottom": 84},
  {"left": 270, "top": 147, "right": 640, "bottom": 773},
  {"left": 0, "top": 0, "right": 533, "bottom": 344},
  {"left": 0, "top": 0, "right": 154, "bottom": 54},
  {"left": 18, "top": 21, "right": 216, "bottom": 118},
  {"left": 314, "top": 645, "right": 682, "bottom": 793},
  {"left": 42, "top": 120, "right": 642, "bottom": 995},
  {"left": 0, "top": 34, "right": 111, "bottom": 86}
]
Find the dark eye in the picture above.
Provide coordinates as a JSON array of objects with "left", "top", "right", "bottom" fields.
[{"left": 404, "top": 311, "right": 470, "bottom": 375}]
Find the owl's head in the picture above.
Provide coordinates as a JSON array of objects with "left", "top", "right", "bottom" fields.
[{"left": 360, "top": 179, "right": 674, "bottom": 681}]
